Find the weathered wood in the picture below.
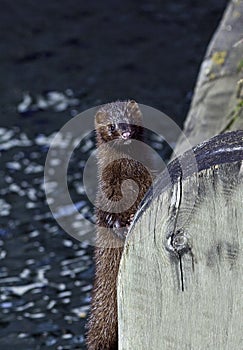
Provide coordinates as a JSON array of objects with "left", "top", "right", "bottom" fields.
[
  {"left": 118, "top": 131, "right": 243, "bottom": 350},
  {"left": 174, "top": 0, "right": 243, "bottom": 156}
]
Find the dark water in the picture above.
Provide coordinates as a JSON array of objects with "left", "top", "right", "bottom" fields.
[{"left": 0, "top": 1, "right": 228, "bottom": 349}]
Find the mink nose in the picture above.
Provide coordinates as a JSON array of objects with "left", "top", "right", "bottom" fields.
[{"left": 121, "top": 131, "right": 131, "bottom": 139}]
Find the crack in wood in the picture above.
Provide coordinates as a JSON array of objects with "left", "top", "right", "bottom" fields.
[{"left": 166, "top": 177, "right": 188, "bottom": 292}]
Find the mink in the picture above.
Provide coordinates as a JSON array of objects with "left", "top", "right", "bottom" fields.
[{"left": 86, "top": 100, "right": 152, "bottom": 350}]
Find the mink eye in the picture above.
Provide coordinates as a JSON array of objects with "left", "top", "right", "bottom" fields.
[{"left": 108, "top": 124, "right": 116, "bottom": 132}]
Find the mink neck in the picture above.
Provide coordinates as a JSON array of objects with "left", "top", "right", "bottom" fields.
[{"left": 96, "top": 141, "right": 132, "bottom": 173}]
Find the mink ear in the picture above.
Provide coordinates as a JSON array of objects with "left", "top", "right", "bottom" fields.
[
  {"left": 126, "top": 100, "right": 142, "bottom": 120},
  {"left": 95, "top": 111, "right": 107, "bottom": 125}
]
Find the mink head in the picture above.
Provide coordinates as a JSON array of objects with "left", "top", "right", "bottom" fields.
[{"left": 95, "top": 100, "right": 143, "bottom": 145}]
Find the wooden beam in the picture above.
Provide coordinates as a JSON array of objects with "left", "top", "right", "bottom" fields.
[{"left": 174, "top": 0, "right": 243, "bottom": 156}]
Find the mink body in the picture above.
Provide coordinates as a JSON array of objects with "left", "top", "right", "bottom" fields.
[{"left": 86, "top": 101, "right": 152, "bottom": 350}]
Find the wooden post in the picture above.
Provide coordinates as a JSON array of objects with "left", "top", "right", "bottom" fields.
[
  {"left": 117, "top": 0, "right": 243, "bottom": 348},
  {"left": 118, "top": 131, "right": 243, "bottom": 349}
]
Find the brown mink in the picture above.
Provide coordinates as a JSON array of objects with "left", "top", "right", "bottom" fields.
[{"left": 86, "top": 100, "right": 152, "bottom": 350}]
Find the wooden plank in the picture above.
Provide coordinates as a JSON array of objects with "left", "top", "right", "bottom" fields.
[{"left": 118, "top": 131, "right": 243, "bottom": 350}]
